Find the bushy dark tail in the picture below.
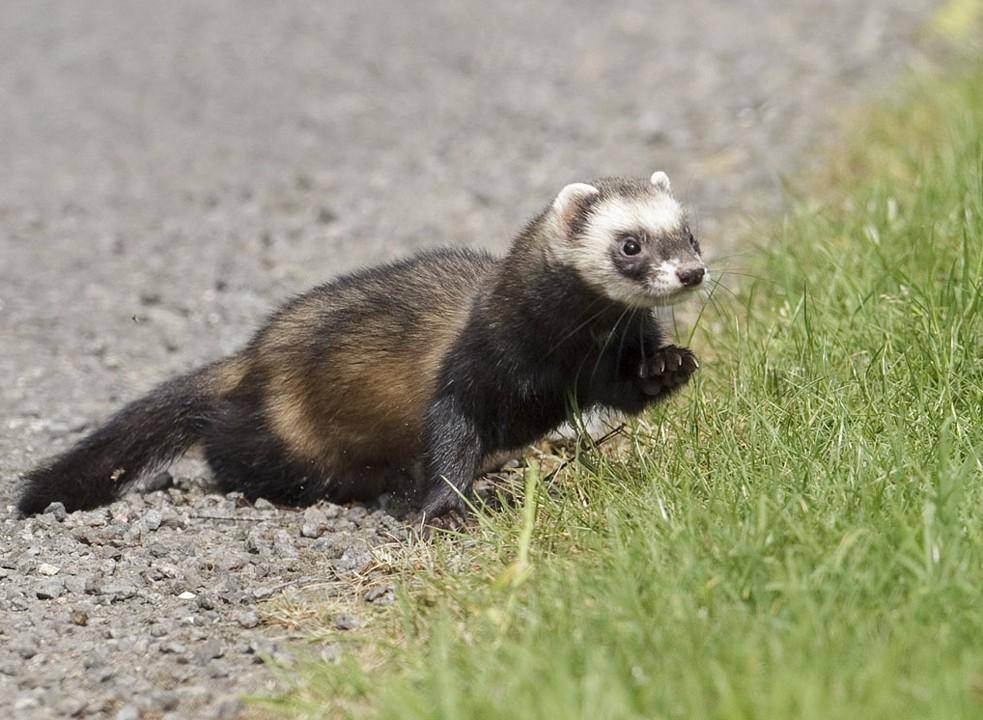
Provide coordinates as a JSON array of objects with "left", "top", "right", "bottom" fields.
[{"left": 17, "top": 364, "right": 220, "bottom": 515}]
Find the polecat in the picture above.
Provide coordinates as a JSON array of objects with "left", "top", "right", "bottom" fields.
[{"left": 17, "top": 171, "right": 706, "bottom": 519}]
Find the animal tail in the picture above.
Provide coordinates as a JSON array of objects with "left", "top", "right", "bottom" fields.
[{"left": 17, "top": 361, "right": 232, "bottom": 515}]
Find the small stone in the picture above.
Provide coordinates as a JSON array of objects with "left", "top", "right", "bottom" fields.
[
  {"left": 272, "top": 529, "right": 297, "bottom": 556},
  {"left": 14, "top": 695, "right": 40, "bottom": 711},
  {"left": 333, "top": 613, "right": 360, "bottom": 631},
  {"left": 301, "top": 506, "right": 328, "bottom": 538},
  {"left": 335, "top": 543, "right": 372, "bottom": 573},
  {"left": 43, "top": 502, "right": 67, "bottom": 521},
  {"left": 99, "top": 583, "right": 137, "bottom": 600},
  {"left": 37, "top": 562, "right": 60, "bottom": 576},
  {"left": 196, "top": 593, "right": 217, "bottom": 610},
  {"left": 149, "top": 623, "right": 169, "bottom": 637},
  {"left": 177, "top": 591, "right": 196, "bottom": 600},
  {"left": 235, "top": 610, "right": 261, "bottom": 629},
  {"left": 251, "top": 585, "right": 277, "bottom": 600},
  {"left": 363, "top": 584, "right": 395, "bottom": 606},
  {"left": 245, "top": 527, "right": 266, "bottom": 554},
  {"left": 64, "top": 575, "right": 87, "bottom": 594},
  {"left": 70, "top": 609, "right": 89, "bottom": 626},
  {"left": 160, "top": 642, "right": 187, "bottom": 655},
  {"left": 211, "top": 697, "right": 244, "bottom": 719},
  {"left": 312, "top": 533, "right": 347, "bottom": 557},
  {"left": 56, "top": 696, "right": 87, "bottom": 716},
  {"left": 37, "top": 578, "right": 66, "bottom": 599},
  {"left": 115, "top": 704, "right": 140, "bottom": 720},
  {"left": 150, "top": 691, "right": 179, "bottom": 712},
  {"left": 316, "top": 206, "right": 337, "bottom": 224},
  {"left": 159, "top": 507, "right": 188, "bottom": 529},
  {"left": 15, "top": 641, "right": 38, "bottom": 659},
  {"left": 142, "top": 509, "right": 163, "bottom": 532},
  {"left": 194, "top": 638, "right": 225, "bottom": 664},
  {"left": 253, "top": 498, "right": 275, "bottom": 511}
]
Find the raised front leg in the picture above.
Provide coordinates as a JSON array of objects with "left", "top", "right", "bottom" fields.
[
  {"left": 581, "top": 341, "right": 699, "bottom": 415},
  {"left": 637, "top": 345, "right": 699, "bottom": 398},
  {"left": 419, "top": 394, "right": 483, "bottom": 520}
]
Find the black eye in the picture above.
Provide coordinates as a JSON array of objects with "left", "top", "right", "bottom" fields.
[
  {"left": 622, "top": 237, "right": 642, "bottom": 256},
  {"left": 687, "top": 230, "right": 700, "bottom": 252}
]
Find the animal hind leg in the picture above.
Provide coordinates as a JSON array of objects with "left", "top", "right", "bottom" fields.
[{"left": 202, "top": 404, "right": 329, "bottom": 506}]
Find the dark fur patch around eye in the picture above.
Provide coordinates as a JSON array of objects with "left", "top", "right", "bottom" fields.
[{"left": 609, "top": 244, "right": 649, "bottom": 281}]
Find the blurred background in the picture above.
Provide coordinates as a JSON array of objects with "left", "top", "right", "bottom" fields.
[{"left": 1, "top": 0, "right": 936, "bottom": 483}]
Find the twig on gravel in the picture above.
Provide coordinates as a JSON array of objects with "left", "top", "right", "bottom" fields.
[{"left": 190, "top": 513, "right": 269, "bottom": 522}]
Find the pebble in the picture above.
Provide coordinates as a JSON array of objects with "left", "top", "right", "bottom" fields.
[
  {"left": 211, "top": 697, "right": 244, "bottom": 719},
  {"left": 335, "top": 543, "right": 373, "bottom": 573},
  {"left": 15, "top": 641, "right": 39, "bottom": 659},
  {"left": 194, "top": 638, "right": 225, "bottom": 664},
  {"left": 43, "top": 502, "right": 68, "bottom": 522},
  {"left": 37, "top": 562, "right": 60, "bottom": 576},
  {"left": 333, "top": 613, "right": 360, "bottom": 631},
  {"left": 152, "top": 690, "right": 180, "bottom": 711},
  {"left": 2, "top": 429, "right": 409, "bottom": 718},
  {"left": 272, "top": 529, "right": 297, "bottom": 557},
  {"left": 363, "top": 583, "right": 396, "bottom": 605},
  {"left": 36, "top": 578, "right": 66, "bottom": 599},
  {"left": 245, "top": 527, "right": 267, "bottom": 554},
  {"left": 235, "top": 610, "right": 261, "bottom": 629},
  {"left": 115, "top": 704, "right": 140, "bottom": 720},
  {"left": 301, "top": 506, "right": 329, "bottom": 538},
  {"left": 99, "top": 583, "right": 138, "bottom": 600},
  {"left": 143, "top": 509, "right": 163, "bottom": 532},
  {"left": 56, "top": 696, "right": 88, "bottom": 716}
]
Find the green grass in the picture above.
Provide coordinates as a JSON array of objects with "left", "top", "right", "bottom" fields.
[{"left": 272, "top": 64, "right": 983, "bottom": 720}]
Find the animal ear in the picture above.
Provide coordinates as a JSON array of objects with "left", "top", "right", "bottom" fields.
[
  {"left": 649, "top": 171, "right": 671, "bottom": 193},
  {"left": 552, "top": 182, "right": 599, "bottom": 229}
]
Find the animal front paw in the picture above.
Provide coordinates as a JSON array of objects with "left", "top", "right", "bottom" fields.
[{"left": 637, "top": 345, "right": 699, "bottom": 396}]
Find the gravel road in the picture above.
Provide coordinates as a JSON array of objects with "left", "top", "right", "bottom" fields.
[{"left": 1, "top": 1, "right": 938, "bottom": 717}]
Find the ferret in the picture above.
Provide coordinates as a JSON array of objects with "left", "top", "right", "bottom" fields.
[{"left": 17, "top": 171, "right": 706, "bottom": 519}]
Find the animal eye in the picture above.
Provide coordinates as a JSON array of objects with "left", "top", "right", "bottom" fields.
[
  {"left": 687, "top": 230, "right": 700, "bottom": 252},
  {"left": 621, "top": 237, "right": 642, "bottom": 256}
]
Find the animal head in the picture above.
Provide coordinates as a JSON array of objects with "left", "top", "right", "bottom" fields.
[{"left": 548, "top": 172, "right": 706, "bottom": 308}]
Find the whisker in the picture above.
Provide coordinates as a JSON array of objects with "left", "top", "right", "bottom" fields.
[
  {"left": 686, "top": 279, "right": 721, "bottom": 344},
  {"left": 705, "top": 277, "right": 742, "bottom": 303},
  {"left": 706, "top": 249, "right": 755, "bottom": 262},
  {"left": 710, "top": 269, "right": 776, "bottom": 285},
  {"left": 701, "top": 284, "right": 734, "bottom": 326}
]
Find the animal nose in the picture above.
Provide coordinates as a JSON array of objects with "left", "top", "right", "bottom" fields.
[{"left": 676, "top": 265, "right": 706, "bottom": 287}]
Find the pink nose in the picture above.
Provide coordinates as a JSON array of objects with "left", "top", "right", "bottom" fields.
[{"left": 676, "top": 266, "right": 705, "bottom": 287}]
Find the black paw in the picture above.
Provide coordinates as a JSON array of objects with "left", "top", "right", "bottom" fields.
[
  {"left": 418, "top": 487, "right": 468, "bottom": 525},
  {"left": 637, "top": 345, "right": 699, "bottom": 396}
]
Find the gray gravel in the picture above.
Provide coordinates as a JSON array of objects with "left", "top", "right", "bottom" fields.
[{"left": 0, "top": 1, "right": 937, "bottom": 718}]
